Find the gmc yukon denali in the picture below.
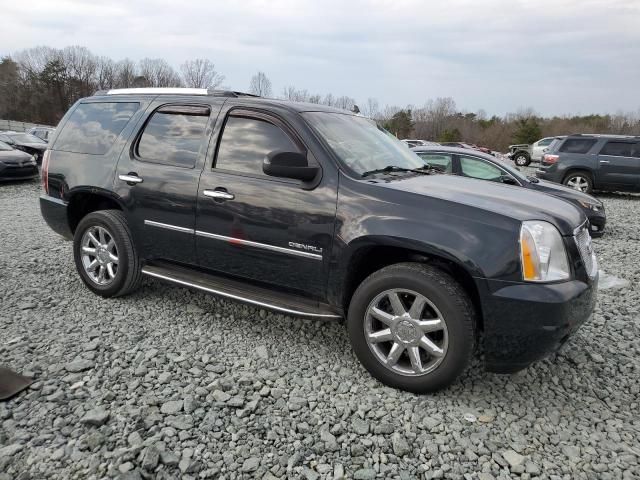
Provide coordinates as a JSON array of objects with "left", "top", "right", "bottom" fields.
[{"left": 40, "top": 88, "right": 598, "bottom": 393}]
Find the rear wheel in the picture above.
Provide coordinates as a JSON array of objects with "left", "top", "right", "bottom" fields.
[
  {"left": 73, "top": 210, "right": 142, "bottom": 297},
  {"left": 514, "top": 152, "right": 531, "bottom": 166},
  {"left": 563, "top": 171, "right": 593, "bottom": 194},
  {"left": 347, "top": 263, "right": 475, "bottom": 393}
]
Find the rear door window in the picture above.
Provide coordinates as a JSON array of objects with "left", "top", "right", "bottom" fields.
[
  {"left": 558, "top": 138, "right": 597, "bottom": 154},
  {"left": 214, "top": 115, "right": 300, "bottom": 177},
  {"left": 54, "top": 102, "right": 139, "bottom": 154},
  {"left": 416, "top": 152, "right": 453, "bottom": 173},
  {"left": 137, "top": 105, "right": 210, "bottom": 168},
  {"left": 599, "top": 141, "right": 634, "bottom": 157}
]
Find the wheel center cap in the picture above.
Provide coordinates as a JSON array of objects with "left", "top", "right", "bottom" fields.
[
  {"left": 395, "top": 319, "right": 418, "bottom": 344},
  {"left": 97, "top": 248, "right": 110, "bottom": 263}
]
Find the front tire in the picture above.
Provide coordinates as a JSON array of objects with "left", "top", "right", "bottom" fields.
[
  {"left": 514, "top": 152, "right": 531, "bottom": 166},
  {"left": 73, "top": 210, "right": 142, "bottom": 297},
  {"left": 347, "top": 263, "right": 475, "bottom": 393}
]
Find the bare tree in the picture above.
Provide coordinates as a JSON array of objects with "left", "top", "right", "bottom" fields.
[
  {"left": 138, "top": 58, "right": 182, "bottom": 87},
  {"left": 362, "top": 97, "right": 379, "bottom": 119},
  {"left": 180, "top": 59, "right": 224, "bottom": 89},
  {"left": 114, "top": 59, "right": 137, "bottom": 88},
  {"left": 248, "top": 71, "right": 272, "bottom": 97},
  {"left": 95, "top": 56, "right": 116, "bottom": 90}
]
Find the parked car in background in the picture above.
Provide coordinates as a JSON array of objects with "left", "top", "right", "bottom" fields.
[
  {"left": 508, "top": 137, "right": 556, "bottom": 166},
  {"left": 0, "top": 131, "right": 47, "bottom": 164},
  {"left": 537, "top": 134, "right": 640, "bottom": 195},
  {"left": 0, "top": 140, "right": 39, "bottom": 182},
  {"left": 27, "top": 126, "right": 55, "bottom": 143},
  {"left": 40, "top": 88, "right": 597, "bottom": 393},
  {"left": 401, "top": 139, "right": 439, "bottom": 148},
  {"left": 412, "top": 146, "right": 606, "bottom": 236},
  {"left": 440, "top": 142, "right": 493, "bottom": 155}
]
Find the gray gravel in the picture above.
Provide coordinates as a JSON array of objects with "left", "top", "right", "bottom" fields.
[{"left": 1, "top": 178, "right": 640, "bottom": 480}]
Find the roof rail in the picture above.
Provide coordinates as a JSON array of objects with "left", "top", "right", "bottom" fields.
[
  {"left": 567, "top": 133, "right": 640, "bottom": 139},
  {"left": 93, "top": 88, "right": 259, "bottom": 98}
]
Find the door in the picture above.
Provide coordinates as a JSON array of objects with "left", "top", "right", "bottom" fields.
[
  {"left": 596, "top": 140, "right": 640, "bottom": 190},
  {"left": 195, "top": 107, "right": 338, "bottom": 298},
  {"left": 114, "top": 102, "right": 219, "bottom": 264},
  {"left": 532, "top": 137, "right": 554, "bottom": 161}
]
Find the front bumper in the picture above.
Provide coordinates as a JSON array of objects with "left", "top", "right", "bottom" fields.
[
  {"left": 478, "top": 275, "right": 597, "bottom": 373},
  {"left": 586, "top": 209, "right": 606, "bottom": 237},
  {"left": 0, "top": 163, "right": 39, "bottom": 181}
]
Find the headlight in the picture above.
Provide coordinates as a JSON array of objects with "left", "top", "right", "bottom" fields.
[
  {"left": 30, "top": 155, "right": 37, "bottom": 164},
  {"left": 520, "top": 220, "right": 570, "bottom": 282},
  {"left": 578, "top": 200, "right": 602, "bottom": 212}
]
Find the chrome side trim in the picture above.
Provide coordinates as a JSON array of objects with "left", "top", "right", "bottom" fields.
[
  {"left": 141, "top": 268, "right": 341, "bottom": 319},
  {"left": 144, "top": 220, "right": 195, "bottom": 234},
  {"left": 195, "top": 230, "right": 323, "bottom": 260}
]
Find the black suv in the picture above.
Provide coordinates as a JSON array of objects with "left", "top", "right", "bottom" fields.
[
  {"left": 537, "top": 134, "right": 640, "bottom": 194},
  {"left": 40, "top": 88, "right": 598, "bottom": 393}
]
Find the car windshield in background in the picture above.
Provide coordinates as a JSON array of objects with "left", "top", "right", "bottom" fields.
[
  {"left": 0, "top": 140, "right": 13, "bottom": 151},
  {"left": 8, "top": 133, "right": 46, "bottom": 144},
  {"left": 303, "top": 112, "right": 423, "bottom": 176}
]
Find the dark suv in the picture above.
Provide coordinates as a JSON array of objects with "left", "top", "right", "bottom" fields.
[
  {"left": 40, "top": 88, "right": 598, "bottom": 393},
  {"left": 537, "top": 134, "right": 640, "bottom": 194}
]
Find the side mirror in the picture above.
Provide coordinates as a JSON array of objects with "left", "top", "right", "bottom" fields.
[
  {"left": 500, "top": 175, "right": 518, "bottom": 185},
  {"left": 263, "top": 150, "right": 319, "bottom": 181}
]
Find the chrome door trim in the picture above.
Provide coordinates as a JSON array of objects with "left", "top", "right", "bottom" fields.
[
  {"left": 144, "top": 220, "right": 195, "bottom": 234},
  {"left": 195, "top": 230, "right": 322, "bottom": 260},
  {"left": 141, "top": 267, "right": 340, "bottom": 318}
]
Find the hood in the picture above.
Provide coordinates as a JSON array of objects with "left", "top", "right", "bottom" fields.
[
  {"left": 379, "top": 174, "right": 586, "bottom": 235},
  {"left": 0, "top": 149, "right": 33, "bottom": 163},
  {"left": 16, "top": 142, "right": 47, "bottom": 151},
  {"left": 531, "top": 179, "right": 602, "bottom": 206}
]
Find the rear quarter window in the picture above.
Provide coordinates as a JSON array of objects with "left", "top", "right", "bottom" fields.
[
  {"left": 558, "top": 138, "right": 597, "bottom": 154},
  {"left": 54, "top": 102, "right": 139, "bottom": 155}
]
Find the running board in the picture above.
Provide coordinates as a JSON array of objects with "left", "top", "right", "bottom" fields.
[{"left": 141, "top": 264, "right": 342, "bottom": 319}]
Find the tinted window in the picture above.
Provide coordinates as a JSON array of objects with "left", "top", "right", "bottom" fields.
[
  {"left": 55, "top": 102, "right": 139, "bottom": 154},
  {"left": 215, "top": 116, "right": 300, "bottom": 176},
  {"left": 559, "top": 138, "right": 597, "bottom": 154},
  {"left": 599, "top": 141, "right": 633, "bottom": 157},
  {"left": 416, "top": 152, "right": 453, "bottom": 173},
  {"left": 460, "top": 156, "right": 504, "bottom": 182},
  {"left": 138, "top": 106, "right": 209, "bottom": 168}
]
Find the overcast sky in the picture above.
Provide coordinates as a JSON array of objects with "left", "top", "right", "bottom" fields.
[{"left": 2, "top": 0, "right": 639, "bottom": 116}]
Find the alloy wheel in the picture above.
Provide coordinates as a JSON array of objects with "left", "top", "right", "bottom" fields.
[
  {"left": 515, "top": 155, "right": 528, "bottom": 166},
  {"left": 364, "top": 289, "right": 448, "bottom": 376},
  {"left": 80, "top": 225, "right": 119, "bottom": 285},
  {"left": 566, "top": 176, "right": 589, "bottom": 192}
]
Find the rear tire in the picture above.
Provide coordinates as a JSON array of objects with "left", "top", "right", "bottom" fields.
[
  {"left": 562, "top": 171, "right": 593, "bottom": 194},
  {"left": 73, "top": 210, "right": 142, "bottom": 297},
  {"left": 347, "top": 263, "right": 475, "bottom": 393},
  {"left": 514, "top": 152, "right": 531, "bottom": 166}
]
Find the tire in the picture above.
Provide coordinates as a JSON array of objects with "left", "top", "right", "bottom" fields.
[
  {"left": 514, "top": 152, "right": 531, "bottom": 166},
  {"left": 73, "top": 209, "right": 142, "bottom": 298},
  {"left": 347, "top": 263, "right": 475, "bottom": 393},
  {"left": 562, "top": 171, "right": 593, "bottom": 194}
]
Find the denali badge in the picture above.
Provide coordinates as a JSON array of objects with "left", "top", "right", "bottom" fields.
[{"left": 288, "top": 242, "right": 323, "bottom": 254}]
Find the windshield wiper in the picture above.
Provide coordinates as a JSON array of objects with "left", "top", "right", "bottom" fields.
[{"left": 361, "top": 165, "right": 433, "bottom": 178}]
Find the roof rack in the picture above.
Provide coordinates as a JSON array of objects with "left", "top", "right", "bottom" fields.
[
  {"left": 93, "top": 88, "right": 259, "bottom": 98},
  {"left": 568, "top": 133, "right": 640, "bottom": 139}
]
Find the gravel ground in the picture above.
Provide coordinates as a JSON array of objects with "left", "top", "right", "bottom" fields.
[{"left": 1, "top": 178, "right": 639, "bottom": 480}]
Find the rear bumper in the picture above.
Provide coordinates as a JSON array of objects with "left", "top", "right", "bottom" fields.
[
  {"left": 478, "top": 276, "right": 597, "bottom": 373},
  {"left": 535, "top": 167, "right": 563, "bottom": 183},
  {"left": 40, "top": 194, "right": 73, "bottom": 240}
]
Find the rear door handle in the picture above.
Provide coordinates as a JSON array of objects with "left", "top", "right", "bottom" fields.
[
  {"left": 599, "top": 160, "right": 610, "bottom": 164},
  {"left": 119, "top": 173, "right": 143, "bottom": 184},
  {"left": 203, "top": 189, "right": 235, "bottom": 200}
]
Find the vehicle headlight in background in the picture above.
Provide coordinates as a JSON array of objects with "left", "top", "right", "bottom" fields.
[
  {"left": 578, "top": 200, "right": 602, "bottom": 212},
  {"left": 31, "top": 155, "right": 37, "bottom": 164},
  {"left": 520, "top": 220, "right": 570, "bottom": 282}
]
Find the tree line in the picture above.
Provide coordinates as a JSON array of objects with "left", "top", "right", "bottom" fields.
[{"left": 1, "top": 45, "right": 639, "bottom": 151}]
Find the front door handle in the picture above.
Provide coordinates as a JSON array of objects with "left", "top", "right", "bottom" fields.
[
  {"left": 203, "top": 189, "right": 235, "bottom": 200},
  {"left": 119, "top": 173, "right": 143, "bottom": 184},
  {"left": 599, "top": 160, "right": 610, "bottom": 164}
]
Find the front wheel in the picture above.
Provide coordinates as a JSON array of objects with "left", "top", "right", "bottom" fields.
[
  {"left": 347, "top": 263, "right": 475, "bottom": 393},
  {"left": 514, "top": 152, "right": 531, "bottom": 166},
  {"left": 73, "top": 210, "right": 142, "bottom": 297}
]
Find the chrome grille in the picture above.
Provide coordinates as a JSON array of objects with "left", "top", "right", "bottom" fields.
[{"left": 574, "top": 225, "right": 597, "bottom": 278}]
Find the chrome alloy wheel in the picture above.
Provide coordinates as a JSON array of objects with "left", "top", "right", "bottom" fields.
[
  {"left": 515, "top": 155, "right": 528, "bottom": 166},
  {"left": 364, "top": 289, "right": 448, "bottom": 376},
  {"left": 566, "top": 175, "right": 589, "bottom": 192},
  {"left": 80, "top": 226, "right": 119, "bottom": 285}
]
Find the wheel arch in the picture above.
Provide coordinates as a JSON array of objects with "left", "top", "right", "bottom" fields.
[{"left": 67, "top": 188, "right": 125, "bottom": 234}]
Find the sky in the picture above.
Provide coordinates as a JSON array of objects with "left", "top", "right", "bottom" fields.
[{"left": 2, "top": 0, "right": 639, "bottom": 116}]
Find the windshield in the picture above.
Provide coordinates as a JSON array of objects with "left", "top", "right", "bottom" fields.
[
  {"left": 302, "top": 112, "right": 424, "bottom": 176},
  {"left": 0, "top": 141, "right": 12, "bottom": 151},
  {"left": 8, "top": 133, "right": 46, "bottom": 144}
]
